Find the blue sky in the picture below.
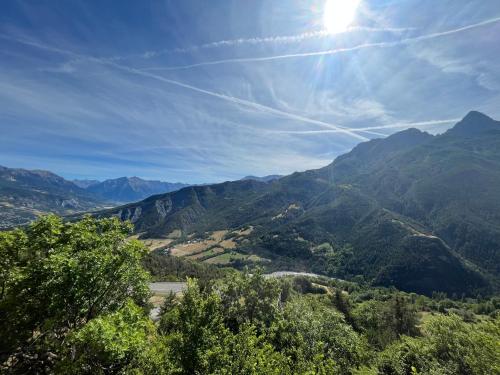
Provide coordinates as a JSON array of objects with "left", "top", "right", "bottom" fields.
[{"left": 1, "top": 0, "right": 499, "bottom": 183}]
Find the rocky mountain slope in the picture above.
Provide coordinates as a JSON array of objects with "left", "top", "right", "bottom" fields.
[
  {"left": 93, "top": 112, "right": 500, "bottom": 296},
  {"left": 0, "top": 167, "right": 108, "bottom": 228}
]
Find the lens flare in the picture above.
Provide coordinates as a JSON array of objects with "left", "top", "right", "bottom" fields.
[{"left": 323, "top": 0, "right": 361, "bottom": 34}]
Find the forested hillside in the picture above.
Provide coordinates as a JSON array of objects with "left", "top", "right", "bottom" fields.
[
  {"left": 93, "top": 112, "right": 500, "bottom": 296},
  {"left": 1, "top": 216, "right": 499, "bottom": 374}
]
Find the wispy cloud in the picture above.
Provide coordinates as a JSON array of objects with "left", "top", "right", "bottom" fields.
[
  {"left": 143, "top": 16, "right": 500, "bottom": 71},
  {"left": 0, "top": 32, "right": 369, "bottom": 141},
  {"left": 132, "top": 26, "right": 414, "bottom": 59},
  {"left": 2, "top": 1, "right": 499, "bottom": 181},
  {"left": 103, "top": 64, "right": 371, "bottom": 141},
  {"left": 272, "top": 119, "right": 461, "bottom": 135}
]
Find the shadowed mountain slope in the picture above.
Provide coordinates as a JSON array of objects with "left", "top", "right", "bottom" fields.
[{"left": 93, "top": 112, "right": 500, "bottom": 296}]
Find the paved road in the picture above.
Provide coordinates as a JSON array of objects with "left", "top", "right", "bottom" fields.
[
  {"left": 149, "top": 272, "right": 334, "bottom": 320},
  {"left": 149, "top": 282, "right": 187, "bottom": 295},
  {"left": 149, "top": 282, "right": 187, "bottom": 320},
  {"left": 264, "top": 271, "right": 330, "bottom": 279},
  {"left": 149, "top": 272, "right": 332, "bottom": 295}
]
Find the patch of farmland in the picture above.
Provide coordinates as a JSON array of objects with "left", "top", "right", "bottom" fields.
[{"left": 187, "top": 247, "right": 225, "bottom": 260}]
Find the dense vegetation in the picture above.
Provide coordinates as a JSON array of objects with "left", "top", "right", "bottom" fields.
[
  {"left": 92, "top": 112, "right": 500, "bottom": 296},
  {"left": 1, "top": 216, "right": 499, "bottom": 374},
  {"left": 144, "top": 249, "right": 229, "bottom": 284}
]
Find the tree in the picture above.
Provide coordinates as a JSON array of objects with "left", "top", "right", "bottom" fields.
[
  {"left": 377, "top": 314, "right": 500, "bottom": 375},
  {"left": 0, "top": 228, "right": 26, "bottom": 301},
  {"left": 271, "top": 297, "right": 367, "bottom": 374},
  {"left": 353, "top": 296, "right": 419, "bottom": 350},
  {"left": 223, "top": 324, "right": 291, "bottom": 375},
  {"left": 385, "top": 296, "right": 419, "bottom": 338},
  {"left": 0, "top": 215, "right": 150, "bottom": 373},
  {"left": 159, "top": 279, "right": 231, "bottom": 374},
  {"left": 214, "top": 270, "right": 283, "bottom": 333},
  {"left": 332, "top": 289, "right": 357, "bottom": 329},
  {"left": 61, "top": 300, "right": 170, "bottom": 374}
]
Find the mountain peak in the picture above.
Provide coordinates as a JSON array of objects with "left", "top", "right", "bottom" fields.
[
  {"left": 85, "top": 176, "right": 190, "bottom": 202},
  {"left": 463, "top": 110, "right": 494, "bottom": 122},
  {"left": 446, "top": 111, "right": 499, "bottom": 137},
  {"left": 386, "top": 127, "right": 431, "bottom": 142}
]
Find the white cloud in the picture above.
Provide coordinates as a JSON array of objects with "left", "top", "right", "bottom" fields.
[{"left": 142, "top": 16, "right": 500, "bottom": 71}]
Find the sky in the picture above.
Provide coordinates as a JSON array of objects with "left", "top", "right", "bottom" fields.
[{"left": 0, "top": 0, "right": 499, "bottom": 183}]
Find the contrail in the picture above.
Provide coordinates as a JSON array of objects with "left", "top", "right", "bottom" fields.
[
  {"left": 273, "top": 119, "right": 461, "bottom": 135},
  {"left": 137, "top": 26, "right": 414, "bottom": 58},
  {"left": 144, "top": 16, "right": 500, "bottom": 71},
  {"left": 109, "top": 64, "right": 369, "bottom": 141},
  {"left": 355, "top": 118, "right": 461, "bottom": 132},
  {"left": 0, "top": 34, "right": 369, "bottom": 141}
]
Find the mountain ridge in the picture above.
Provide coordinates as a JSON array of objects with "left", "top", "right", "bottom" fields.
[
  {"left": 83, "top": 176, "right": 190, "bottom": 203},
  {"left": 90, "top": 111, "right": 500, "bottom": 296},
  {"left": 0, "top": 166, "right": 108, "bottom": 229},
  {"left": 0, "top": 169, "right": 193, "bottom": 228},
  {"left": 241, "top": 175, "right": 283, "bottom": 183}
]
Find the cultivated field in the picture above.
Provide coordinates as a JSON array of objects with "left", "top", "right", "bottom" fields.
[{"left": 163, "top": 227, "right": 265, "bottom": 265}]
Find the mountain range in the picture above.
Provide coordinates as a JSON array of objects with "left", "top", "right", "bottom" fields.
[
  {"left": 92, "top": 111, "right": 500, "bottom": 296},
  {"left": 0, "top": 171, "right": 190, "bottom": 228},
  {"left": 73, "top": 177, "right": 189, "bottom": 203},
  {"left": 0, "top": 166, "right": 106, "bottom": 229}
]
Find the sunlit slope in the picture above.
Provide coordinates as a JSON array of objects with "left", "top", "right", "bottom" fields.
[
  {"left": 95, "top": 112, "right": 500, "bottom": 296},
  {"left": 0, "top": 166, "right": 107, "bottom": 228}
]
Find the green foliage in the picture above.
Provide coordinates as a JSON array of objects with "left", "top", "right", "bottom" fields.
[
  {"left": 0, "top": 215, "right": 150, "bottom": 373},
  {"left": 0, "top": 228, "right": 25, "bottom": 300},
  {"left": 377, "top": 314, "right": 500, "bottom": 375},
  {"left": 221, "top": 324, "right": 290, "bottom": 375},
  {"left": 143, "top": 249, "right": 228, "bottom": 285},
  {"left": 293, "top": 277, "right": 328, "bottom": 295},
  {"left": 353, "top": 296, "right": 419, "bottom": 349},
  {"left": 61, "top": 300, "right": 170, "bottom": 374},
  {"left": 270, "top": 297, "right": 368, "bottom": 374},
  {"left": 378, "top": 336, "right": 435, "bottom": 375},
  {"left": 215, "top": 270, "right": 283, "bottom": 333},
  {"left": 159, "top": 278, "right": 230, "bottom": 374},
  {"left": 2, "top": 214, "right": 500, "bottom": 374}
]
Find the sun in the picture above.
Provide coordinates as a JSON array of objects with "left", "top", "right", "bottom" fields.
[{"left": 323, "top": 0, "right": 361, "bottom": 34}]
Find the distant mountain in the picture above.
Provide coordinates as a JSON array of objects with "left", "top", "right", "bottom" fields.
[
  {"left": 241, "top": 175, "right": 283, "bottom": 183},
  {"left": 0, "top": 169, "right": 190, "bottom": 228},
  {"left": 84, "top": 177, "right": 189, "bottom": 203},
  {"left": 445, "top": 110, "right": 500, "bottom": 137},
  {"left": 72, "top": 179, "right": 100, "bottom": 189},
  {"left": 93, "top": 111, "right": 500, "bottom": 296},
  {"left": 0, "top": 166, "right": 108, "bottom": 228}
]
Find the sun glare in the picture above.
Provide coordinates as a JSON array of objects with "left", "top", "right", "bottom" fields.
[{"left": 323, "top": 0, "right": 361, "bottom": 34}]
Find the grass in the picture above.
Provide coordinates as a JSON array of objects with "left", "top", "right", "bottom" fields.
[
  {"left": 153, "top": 228, "right": 262, "bottom": 266},
  {"left": 169, "top": 229, "right": 243, "bottom": 257},
  {"left": 204, "top": 251, "right": 265, "bottom": 265},
  {"left": 188, "top": 247, "right": 225, "bottom": 260}
]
